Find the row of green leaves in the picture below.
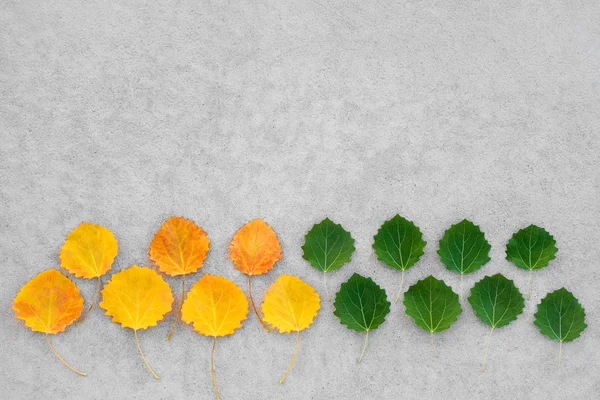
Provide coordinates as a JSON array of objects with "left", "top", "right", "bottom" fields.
[{"left": 303, "top": 216, "right": 586, "bottom": 369}]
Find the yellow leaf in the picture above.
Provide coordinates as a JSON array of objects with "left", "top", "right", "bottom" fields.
[
  {"left": 230, "top": 218, "right": 281, "bottom": 332},
  {"left": 149, "top": 216, "right": 210, "bottom": 340},
  {"left": 13, "top": 269, "right": 87, "bottom": 376},
  {"left": 182, "top": 274, "right": 249, "bottom": 400},
  {"left": 59, "top": 222, "right": 118, "bottom": 324},
  {"left": 261, "top": 274, "right": 320, "bottom": 384},
  {"left": 99, "top": 265, "right": 173, "bottom": 379}
]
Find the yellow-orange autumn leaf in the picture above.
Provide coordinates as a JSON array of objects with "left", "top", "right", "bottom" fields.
[
  {"left": 100, "top": 265, "right": 173, "bottom": 379},
  {"left": 261, "top": 274, "right": 320, "bottom": 384},
  {"left": 230, "top": 218, "right": 281, "bottom": 332},
  {"left": 59, "top": 222, "right": 118, "bottom": 324},
  {"left": 13, "top": 269, "right": 87, "bottom": 376},
  {"left": 149, "top": 216, "right": 210, "bottom": 340},
  {"left": 182, "top": 274, "right": 248, "bottom": 400}
]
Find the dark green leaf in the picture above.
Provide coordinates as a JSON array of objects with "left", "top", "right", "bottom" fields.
[
  {"left": 302, "top": 218, "right": 355, "bottom": 300},
  {"left": 333, "top": 273, "right": 390, "bottom": 362},
  {"left": 506, "top": 225, "right": 558, "bottom": 271},
  {"left": 373, "top": 215, "right": 426, "bottom": 302},
  {"left": 468, "top": 274, "right": 524, "bottom": 328},
  {"left": 438, "top": 219, "right": 491, "bottom": 275}
]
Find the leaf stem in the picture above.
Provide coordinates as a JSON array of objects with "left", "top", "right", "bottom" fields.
[
  {"left": 166, "top": 275, "right": 185, "bottom": 341},
  {"left": 45, "top": 333, "right": 86, "bottom": 376},
  {"left": 430, "top": 332, "right": 438, "bottom": 357},
  {"left": 134, "top": 329, "right": 159, "bottom": 379},
  {"left": 558, "top": 341, "right": 563, "bottom": 368},
  {"left": 323, "top": 271, "right": 330, "bottom": 301},
  {"left": 248, "top": 275, "right": 270, "bottom": 332},
  {"left": 358, "top": 329, "right": 369, "bottom": 363},
  {"left": 482, "top": 327, "right": 494, "bottom": 372},
  {"left": 394, "top": 270, "right": 405, "bottom": 303},
  {"left": 211, "top": 336, "right": 220, "bottom": 399},
  {"left": 280, "top": 331, "right": 301, "bottom": 384},
  {"left": 77, "top": 276, "right": 101, "bottom": 325},
  {"left": 459, "top": 273, "right": 463, "bottom": 300},
  {"left": 527, "top": 269, "right": 532, "bottom": 300}
]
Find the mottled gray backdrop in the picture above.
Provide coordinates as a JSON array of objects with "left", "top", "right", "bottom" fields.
[{"left": 1, "top": 1, "right": 599, "bottom": 399}]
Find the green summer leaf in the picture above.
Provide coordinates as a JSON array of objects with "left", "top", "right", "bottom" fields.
[
  {"left": 438, "top": 219, "right": 491, "bottom": 275},
  {"left": 534, "top": 288, "right": 587, "bottom": 367},
  {"left": 403, "top": 275, "right": 462, "bottom": 356},
  {"left": 333, "top": 273, "right": 390, "bottom": 363},
  {"left": 302, "top": 218, "right": 356, "bottom": 300},
  {"left": 373, "top": 215, "right": 426, "bottom": 302},
  {"left": 468, "top": 274, "right": 525, "bottom": 371},
  {"left": 506, "top": 225, "right": 558, "bottom": 299}
]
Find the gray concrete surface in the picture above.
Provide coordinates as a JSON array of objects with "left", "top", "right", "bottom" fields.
[{"left": 1, "top": 1, "right": 599, "bottom": 399}]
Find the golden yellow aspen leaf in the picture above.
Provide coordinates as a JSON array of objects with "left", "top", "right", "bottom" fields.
[
  {"left": 261, "top": 274, "right": 320, "bottom": 384},
  {"left": 99, "top": 265, "right": 173, "bottom": 379},
  {"left": 13, "top": 269, "right": 87, "bottom": 376},
  {"left": 149, "top": 216, "right": 210, "bottom": 340},
  {"left": 59, "top": 222, "right": 118, "bottom": 324},
  {"left": 181, "top": 274, "right": 248, "bottom": 400},
  {"left": 230, "top": 218, "right": 281, "bottom": 332}
]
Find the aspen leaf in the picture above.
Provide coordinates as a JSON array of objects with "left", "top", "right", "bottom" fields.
[
  {"left": 13, "top": 269, "right": 86, "bottom": 376},
  {"left": 403, "top": 275, "right": 462, "bottom": 356},
  {"left": 230, "top": 218, "right": 281, "bottom": 332},
  {"left": 506, "top": 225, "right": 558, "bottom": 300},
  {"left": 261, "top": 275, "right": 320, "bottom": 383},
  {"left": 302, "top": 218, "right": 355, "bottom": 301},
  {"left": 149, "top": 216, "right": 210, "bottom": 340},
  {"left": 534, "top": 288, "right": 587, "bottom": 367},
  {"left": 333, "top": 273, "right": 390, "bottom": 363},
  {"left": 99, "top": 265, "right": 173, "bottom": 379},
  {"left": 59, "top": 222, "right": 118, "bottom": 324},
  {"left": 438, "top": 219, "right": 491, "bottom": 298},
  {"left": 373, "top": 215, "right": 426, "bottom": 303},
  {"left": 468, "top": 274, "right": 525, "bottom": 371},
  {"left": 181, "top": 274, "right": 248, "bottom": 400}
]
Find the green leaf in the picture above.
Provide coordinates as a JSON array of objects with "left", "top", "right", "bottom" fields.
[
  {"left": 438, "top": 219, "right": 491, "bottom": 274},
  {"left": 468, "top": 274, "right": 525, "bottom": 371},
  {"left": 373, "top": 215, "right": 426, "bottom": 302},
  {"left": 534, "top": 288, "right": 587, "bottom": 367},
  {"left": 302, "top": 218, "right": 356, "bottom": 300},
  {"left": 333, "top": 273, "right": 390, "bottom": 363},
  {"left": 403, "top": 275, "right": 462, "bottom": 356},
  {"left": 506, "top": 225, "right": 558, "bottom": 299}
]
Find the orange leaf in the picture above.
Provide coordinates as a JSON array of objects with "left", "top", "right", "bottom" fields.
[
  {"left": 13, "top": 269, "right": 87, "bottom": 376},
  {"left": 182, "top": 274, "right": 249, "bottom": 399},
  {"left": 149, "top": 216, "right": 210, "bottom": 340},
  {"left": 99, "top": 265, "right": 173, "bottom": 379},
  {"left": 229, "top": 218, "right": 281, "bottom": 332},
  {"left": 149, "top": 216, "right": 210, "bottom": 276},
  {"left": 229, "top": 218, "right": 281, "bottom": 276}
]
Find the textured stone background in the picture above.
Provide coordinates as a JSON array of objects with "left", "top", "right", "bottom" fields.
[{"left": 1, "top": 1, "right": 599, "bottom": 399}]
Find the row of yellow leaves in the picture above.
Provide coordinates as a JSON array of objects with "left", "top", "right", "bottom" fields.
[{"left": 13, "top": 217, "right": 320, "bottom": 397}]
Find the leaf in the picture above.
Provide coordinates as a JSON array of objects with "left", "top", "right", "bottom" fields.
[
  {"left": 373, "top": 215, "right": 426, "bottom": 302},
  {"left": 403, "top": 275, "right": 462, "bottom": 356},
  {"left": 149, "top": 216, "right": 210, "bottom": 340},
  {"left": 468, "top": 274, "right": 525, "bottom": 371},
  {"left": 438, "top": 219, "right": 491, "bottom": 298},
  {"left": 181, "top": 274, "right": 248, "bottom": 399},
  {"left": 506, "top": 225, "right": 558, "bottom": 299},
  {"left": 59, "top": 222, "right": 119, "bottom": 323},
  {"left": 301, "top": 218, "right": 355, "bottom": 301},
  {"left": 13, "top": 269, "right": 86, "bottom": 376},
  {"left": 99, "top": 265, "right": 173, "bottom": 379},
  {"left": 534, "top": 288, "right": 587, "bottom": 367},
  {"left": 229, "top": 218, "right": 281, "bottom": 332},
  {"left": 333, "top": 273, "right": 390, "bottom": 363},
  {"left": 262, "top": 275, "right": 320, "bottom": 383}
]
